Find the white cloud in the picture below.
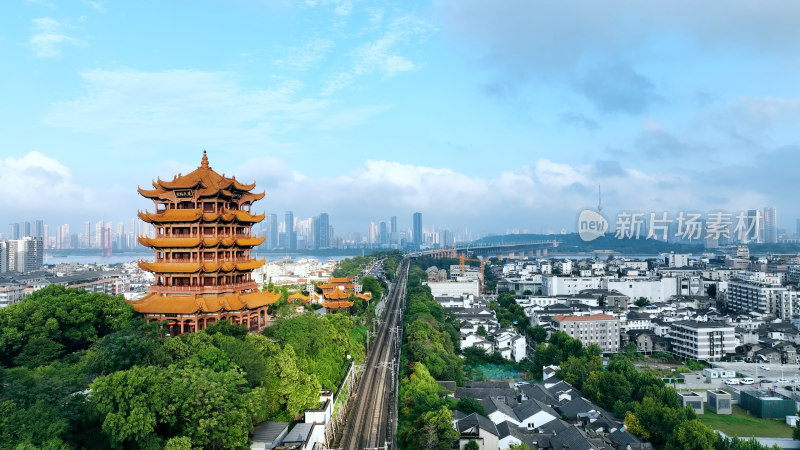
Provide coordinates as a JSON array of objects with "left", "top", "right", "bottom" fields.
[
  {"left": 29, "top": 17, "right": 81, "bottom": 58},
  {"left": 249, "top": 157, "right": 768, "bottom": 233},
  {"left": 323, "top": 15, "right": 435, "bottom": 94},
  {"left": 0, "top": 152, "right": 98, "bottom": 214},
  {"left": 44, "top": 69, "right": 388, "bottom": 151},
  {"left": 82, "top": 0, "right": 107, "bottom": 12},
  {"left": 271, "top": 38, "right": 333, "bottom": 71}
]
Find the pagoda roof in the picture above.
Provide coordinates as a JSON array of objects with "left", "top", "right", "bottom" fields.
[
  {"left": 138, "top": 236, "right": 202, "bottom": 248},
  {"left": 322, "top": 300, "right": 354, "bottom": 310},
  {"left": 138, "top": 261, "right": 202, "bottom": 273},
  {"left": 325, "top": 289, "right": 351, "bottom": 300},
  {"left": 128, "top": 290, "right": 281, "bottom": 314},
  {"left": 138, "top": 257, "right": 264, "bottom": 274},
  {"left": 329, "top": 277, "right": 353, "bottom": 284},
  {"left": 137, "top": 151, "right": 263, "bottom": 200},
  {"left": 288, "top": 292, "right": 310, "bottom": 303},
  {"left": 138, "top": 209, "right": 264, "bottom": 224},
  {"left": 356, "top": 292, "right": 373, "bottom": 301}
]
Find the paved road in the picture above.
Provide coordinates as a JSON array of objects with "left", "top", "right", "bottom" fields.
[{"left": 341, "top": 258, "right": 409, "bottom": 450}]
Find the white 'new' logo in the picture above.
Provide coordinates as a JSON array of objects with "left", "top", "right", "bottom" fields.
[{"left": 578, "top": 209, "right": 607, "bottom": 242}]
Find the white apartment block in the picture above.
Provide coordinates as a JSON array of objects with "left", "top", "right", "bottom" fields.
[
  {"left": 550, "top": 313, "right": 620, "bottom": 353},
  {"left": 726, "top": 276, "right": 797, "bottom": 319},
  {"left": 0, "top": 284, "right": 24, "bottom": 308},
  {"left": 602, "top": 277, "right": 679, "bottom": 303},
  {"left": 669, "top": 321, "right": 736, "bottom": 361},
  {"left": 426, "top": 280, "right": 480, "bottom": 298},
  {"left": 665, "top": 252, "right": 689, "bottom": 268},
  {"left": 541, "top": 276, "right": 602, "bottom": 296}
]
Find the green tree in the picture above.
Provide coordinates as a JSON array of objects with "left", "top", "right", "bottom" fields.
[
  {"left": 91, "top": 365, "right": 170, "bottom": 447},
  {"left": 86, "top": 318, "right": 171, "bottom": 375},
  {"left": 476, "top": 325, "right": 489, "bottom": 339},
  {"left": 0, "top": 285, "right": 134, "bottom": 367},
  {"left": 672, "top": 419, "right": 716, "bottom": 450},
  {"left": 624, "top": 411, "right": 650, "bottom": 440},
  {"left": 164, "top": 436, "right": 193, "bottom": 450},
  {"left": 166, "top": 366, "right": 254, "bottom": 449},
  {"left": 508, "top": 444, "right": 533, "bottom": 450},
  {"left": 530, "top": 325, "right": 548, "bottom": 343},
  {"left": 634, "top": 297, "right": 651, "bottom": 307},
  {"left": 406, "top": 406, "right": 459, "bottom": 450},
  {"left": 465, "top": 440, "right": 480, "bottom": 450},
  {"left": 455, "top": 397, "right": 487, "bottom": 417},
  {"left": 263, "top": 344, "right": 321, "bottom": 421}
]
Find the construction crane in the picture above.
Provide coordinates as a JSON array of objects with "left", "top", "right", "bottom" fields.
[{"left": 459, "top": 254, "right": 487, "bottom": 293}]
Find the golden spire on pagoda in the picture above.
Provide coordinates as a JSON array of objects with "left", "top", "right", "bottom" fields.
[{"left": 201, "top": 150, "right": 209, "bottom": 169}]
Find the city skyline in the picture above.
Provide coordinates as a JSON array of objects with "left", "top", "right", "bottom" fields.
[{"left": 3, "top": 2, "right": 800, "bottom": 234}]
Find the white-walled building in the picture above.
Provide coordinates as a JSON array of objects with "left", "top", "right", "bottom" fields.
[
  {"left": 669, "top": 321, "right": 736, "bottom": 361},
  {"left": 427, "top": 280, "right": 480, "bottom": 298},
  {"left": 726, "top": 272, "right": 797, "bottom": 319},
  {"left": 602, "top": 277, "right": 679, "bottom": 303},
  {"left": 550, "top": 313, "right": 620, "bottom": 353},
  {"left": 541, "top": 276, "right": 602, "bottom": 296}
]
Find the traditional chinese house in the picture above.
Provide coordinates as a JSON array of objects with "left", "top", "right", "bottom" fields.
[
  {"left": 315, "top": 276, "right": 373, "bottom": 310},
  {"left": 128, "top": 151, "right": 280, "bottom": 334}
]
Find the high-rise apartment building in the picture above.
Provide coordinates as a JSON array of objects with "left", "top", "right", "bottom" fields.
[
  {"left": 379, "top": 221, "right": 388, "bottom": 244},
  {"left": 265, "top": 213, "right": 278, "bottom": 249},
  {"left": 390, "top": 216, "right": 397, "bottom": 234},
  {"left": 94, "top": 220, "right": 105, "bottom": 248},
  {"left": 413, "top": 212, "right": 422, "bottom": 248},
  {"left": 764, "top": 206, "right": 778, "bottom": 244},
  {"left": 315, "top": 213, "right": 330, "bottom": 249},
  {"left": 7, "top": 237, "right": 43, "bottom": 273},
  {"left": 33, "top": 220, "right": 43, "bottom": 238},
  {"left": 284, "top": 211, "right": 296, "bottom": 251},
  {"left": 0, "top": 241, "right": 8, "bottom": 273},
  {"left": 7, "top": 223, "right": 19, "bottom": 240}
]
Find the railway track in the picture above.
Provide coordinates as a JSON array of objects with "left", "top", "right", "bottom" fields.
[{"left": 340, "top": 258, "right": 409, "bottom": 450}]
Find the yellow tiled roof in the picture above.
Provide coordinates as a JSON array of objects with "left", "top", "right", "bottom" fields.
[
  {"left": 138, "top": 261, "right": 202, "bottom": 273},
  {"left": 128, "top": 290, "right": 281, "bottom": 314}
]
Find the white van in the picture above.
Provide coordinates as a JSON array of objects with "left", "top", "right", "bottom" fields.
[{"left": 741, "top": 378, "right": 755, "bottom": 385}]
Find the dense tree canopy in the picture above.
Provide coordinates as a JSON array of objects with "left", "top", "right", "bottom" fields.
[{"left": 0, "top": 285, "right": 363, "bottom": 449}]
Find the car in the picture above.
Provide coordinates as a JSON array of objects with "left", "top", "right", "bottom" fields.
[
  {"left": 786, "top": 385, "right": 800, "bottom": 391},
  {"left": 760, "top": 365, "right": 769, "bottom": 370},
  {"left": 725, "top": 378, "right": 740, "bottom": 385},
  {"left": 758, "top": 375, "right": 766, "bottom": 378},
  {"left": 761, "top": 379, "right": 773, "bottom": 383},
  {"left": 741, "top": 378, "right": 755, "bottom": 385},
  {"left": 778, "top": 378, "right": 788, "bottom": 383}
]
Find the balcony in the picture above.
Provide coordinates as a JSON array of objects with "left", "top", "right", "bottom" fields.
[{"left": 149, "top": 281, "right": 258, "bottom": 294}]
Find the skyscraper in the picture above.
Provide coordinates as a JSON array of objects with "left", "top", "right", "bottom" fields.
[
  {"left": 33, "top": 220, "right": 43, "bottom": 238},
  {"left": 8, "top": 223, "right": 19, "bottom": 240},
  {"left": 265, "top": 213, "right": 278, "bottom": 249},
  {"left": 764, "top": 206, "right": 778, "bottom": 244},
  {"left": 316, "top": 213, "right": 330, "bottom": 249},
  {"left": 413, "top": 212, "right": 422, "bottom": 248},
  {"left": 390, "top": 216, "right": 397, "bottom": 233},
  {"left": 379, "top": 221, "right": 388, "bottom": 244},
  {"left": 285, "top": 211, "right": 296, "bottom": 251}
]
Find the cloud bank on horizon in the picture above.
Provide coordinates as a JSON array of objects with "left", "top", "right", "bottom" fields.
[{"left": 2, "top": 0, "right": 799, "bottom": 235}]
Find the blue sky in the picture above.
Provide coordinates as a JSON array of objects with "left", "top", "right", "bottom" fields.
[{"left": 3, "top": 0, "right": 800, "bottom": 237}]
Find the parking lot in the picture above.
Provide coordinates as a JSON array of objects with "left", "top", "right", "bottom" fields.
[{"left": 712, "top": 361, "right": 800, "bottom": 382}]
